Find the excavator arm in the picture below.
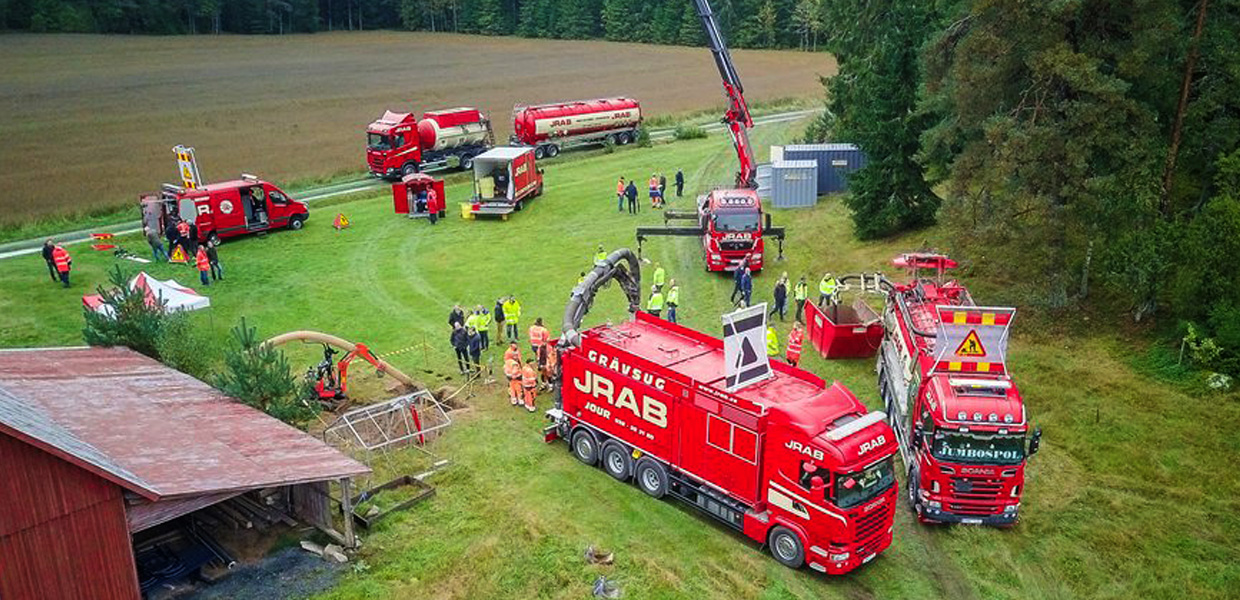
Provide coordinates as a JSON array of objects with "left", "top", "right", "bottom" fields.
[{"left": 693, "top": 0, "right": 757, "bottom": 189}]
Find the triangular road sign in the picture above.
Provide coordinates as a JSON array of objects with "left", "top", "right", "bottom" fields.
[{"left": 954, "top": 329, "right": 987, "bottom": 357}]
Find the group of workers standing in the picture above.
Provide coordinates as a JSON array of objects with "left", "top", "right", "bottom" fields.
[
  {"left": 616, "top": 169, "right": 684, "bottom": 214},
  {"left": 449, "top": 296, "right": 559, "bottom": 414},
  {"left": 644, "top": 261, "right": 681, "bottom": 324},
  {"left": 144, "top": 219, "right": 224, "bottom": 286}
]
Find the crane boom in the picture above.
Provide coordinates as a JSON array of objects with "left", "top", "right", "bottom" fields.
[{"left": 692, "top": 0, "right": 757, "bottom": 189}]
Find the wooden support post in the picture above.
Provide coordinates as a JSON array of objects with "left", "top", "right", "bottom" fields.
[{"left": 340, "top": 478, "right": 357, "bottom": 549}]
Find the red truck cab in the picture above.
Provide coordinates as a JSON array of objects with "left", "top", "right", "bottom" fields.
[
  {"left": 366, "top": 111, "right": 420, "bottom": 178},
  {"left": 550, "top": 312, "right": 899, "bottom": 574},
  {"left": 700, "top": 189, "right": 772, "bottom": 272},
  {"left": 877, "top": 254, "right": 1041, "bottom": 526},
  {"left": 141, "top": 174, "right": 308, "bottom": 244}
]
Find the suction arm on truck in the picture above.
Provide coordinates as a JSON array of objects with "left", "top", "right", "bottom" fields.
[{"left": 560, "top": 248, "right": 643, "bottom": 350}]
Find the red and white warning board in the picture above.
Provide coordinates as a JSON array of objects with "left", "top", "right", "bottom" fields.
[
  {"left": 932, "top": 306, "right": 1015, "bottom": 374},
  {"left": 173, "top": 145, "right": 202, "bottom": 190}
]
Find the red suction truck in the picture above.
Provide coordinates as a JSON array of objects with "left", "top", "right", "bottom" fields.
[
  {"left": 366, "top": 107, "right": 495, "bottom": 178},
  {"left": 510, "top": 97, "right": 642, "bottom": 159},
  {"left": 876, "top": 253, "right": 1041, "bottom": 525},
  {"left": 546, "top": 249, "right": 900, "bottom": 574}
]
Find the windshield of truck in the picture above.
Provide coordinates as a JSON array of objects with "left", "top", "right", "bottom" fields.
[
  {"left": 833, "top": 457, "right": 895, "bottom": 509},
  {"left": 931, "top": 430, "right": 1025, "bottom": 465},
  {"left": 367, "top": 133, "right": 391, "bottom": 150},
  {"left": 714, "top": 211, "right": 760, "bottom": 232}
]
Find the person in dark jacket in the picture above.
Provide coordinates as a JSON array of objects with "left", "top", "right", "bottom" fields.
[
  {"left": 145, "top": 227, "right": 168, "bottom": 262},
  {"left": 450, "top": 323, "right": 470, "bottom": 374},
  {"left": 448, "top": 304, "right": 466, "bottom": 330},
  {"left": 466, "top": 326, "right": 483, "bottom": 375},
  {"left": 493, "top": 298, "right": 507, "bottom": 343},
  {"left": 41, "top": 239, "right": 57, "bottom": 283},
  {"left": 740, "top": 266, "right": 754, "bottom": 307},
  {"left": 658, "top": 173, "right": 667, "bottom": 205},
  {"left": 675, "top": 169, "right": 684, "bottom": 197},
  {"left": 186, "top": 221, "right": 200, "bottom": 254},
  {"left": 205, "top": 240, "right": 222, "bottom": 281},
  {"left": 770, "top": 273, "right": 788, "bottom": 321},
  {"left": 730, "top": 258, "right": 747, "bottom": 303},
  {"left": 625, "top": 179, "right": 639, "bottom": 214}
]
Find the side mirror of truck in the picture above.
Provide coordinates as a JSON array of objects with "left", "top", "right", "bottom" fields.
[{"left": 1028, "top": 427, "right": 1042, "bottom": 457}]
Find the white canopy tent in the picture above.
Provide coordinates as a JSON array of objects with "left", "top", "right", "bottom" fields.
[{"left": 82, "top": 272, "right": 210, "bottom": 317}]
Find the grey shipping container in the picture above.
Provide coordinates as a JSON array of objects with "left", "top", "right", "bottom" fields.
[
  {"left": 756, "top": 163, "right": 773, "bottom": 199},
  {"left": 782, "top": 143, "right": 868, "bottom": 194},
  {"left": 769, "top": 160, "right": 818, "bottom": 208}
]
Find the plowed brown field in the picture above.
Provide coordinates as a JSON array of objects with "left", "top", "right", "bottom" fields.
[{"left": 0, "top": 31, "right": 833, "bottom": 225}]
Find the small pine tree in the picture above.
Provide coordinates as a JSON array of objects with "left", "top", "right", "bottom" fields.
[
  {"left": 214, "top": 318, "right": 316, "bottom": 426},
  {"left": 82, "top": 265, "right": 171, "bottom": 359}
]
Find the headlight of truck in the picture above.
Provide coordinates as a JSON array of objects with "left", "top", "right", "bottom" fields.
[
  {"left": 828, "top": 552, "right": 850, "bottom": 562},
  {"left": 710, "top": 254, "right": 721, "bottom": 260},
  {"left": 1003, "top": 504, "right": 1019, "bottom": 513},
  {"left": 927, "top": 500, "right": 941, "bottom": 510}
]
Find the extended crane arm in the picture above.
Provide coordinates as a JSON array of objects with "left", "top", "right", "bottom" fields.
[{"left": 693, "top": 0, "right": 757, "bottom": 189}]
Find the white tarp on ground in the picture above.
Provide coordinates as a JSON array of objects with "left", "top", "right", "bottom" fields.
[{"left": 82, "top": 272, "right": 210, "bottom": 317}]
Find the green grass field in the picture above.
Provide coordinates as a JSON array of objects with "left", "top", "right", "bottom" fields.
[{"left": 0, "top": 120, "right": 1236, "bottom": 599}]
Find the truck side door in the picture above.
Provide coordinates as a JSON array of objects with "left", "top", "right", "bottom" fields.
[{"left": 679, "top": 392, "right": 762, "bottom": 503}]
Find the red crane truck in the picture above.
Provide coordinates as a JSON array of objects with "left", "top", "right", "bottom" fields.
[
  {"left": 139, "top": 174, "right": 309, "bottom": 245},
  {"left": 634, "top": 0, "right": 784, "bottom": 273},
  {"left": 545, "top": 249, "right": 900, "bottom": 574},
  {"left": 366, "top": 107, "right": 495, "bottom": 178},
  {"left": 510, "top": 97, "right": 643, "bottom": 159},
  {"left": 876, "top": 253, "right": 1041, "bottom": 525}
]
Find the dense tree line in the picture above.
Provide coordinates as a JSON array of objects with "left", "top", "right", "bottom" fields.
[
  {"left": 0, "top": 0, "right": 831, "bottom": 50},
  {"left": 807, "top": 0, "right": 1240, "bottom": 377}
]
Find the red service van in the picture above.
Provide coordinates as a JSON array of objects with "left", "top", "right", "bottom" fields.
[{"left": 141, "top": 174, "right": 309, "bottom": 244}]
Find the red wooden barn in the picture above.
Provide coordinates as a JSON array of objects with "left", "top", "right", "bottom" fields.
[{"left": 0, "top": 347, "right": 370, "bottom": 600}]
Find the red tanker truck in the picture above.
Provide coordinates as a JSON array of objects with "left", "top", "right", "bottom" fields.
[
  {"left": 366, "top": 107, "right": 495, "bottom": 178},
  {"left": 876, "top": 253, "right": 1041, "bottom": 525},
  {"left": 546, "top": 250, "right": 900, "bottom": 574},
  {"left": 510, "top": 97, "right": 642, "bottom": 159}
]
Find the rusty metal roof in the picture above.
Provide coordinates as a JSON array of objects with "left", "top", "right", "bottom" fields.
[{"left": 0, "top": 347, "right": 369, "bottom": 501}]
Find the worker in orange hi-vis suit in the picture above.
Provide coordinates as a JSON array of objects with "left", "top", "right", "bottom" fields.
[
  {"left": 504, "top": 341, "right": 522, "bottom": 366},
  {"left": 521, "top": 359, "right": 539, "bottom": 412},
  {"left": 528, "top": 317, "right": 550, "bottom": 361},
  {"left": 540, "top": 344, "right": 559, "bottom": 390},
  {"left": 504, "top": 358, "right": 523, "bottom": 406},
  {"left": 786, "top": 322, "right": 805, "bottom": 367},
  {"left": 195, "top": 246, "right": 211, "bottom": 286}
]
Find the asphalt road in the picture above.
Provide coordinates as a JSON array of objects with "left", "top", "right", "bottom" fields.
[{"left": 0, "top": 108, "right": 820, "bottom": 261}]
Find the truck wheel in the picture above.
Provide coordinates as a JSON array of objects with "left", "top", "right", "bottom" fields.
[
  {"left": 515, "top": 200, "right": 524, "bottom": 212},
  {"left": 571, "top": 429, "right": 599, "bottom": 466},
  {"left": 461, "top": 155, "right": 474, "bottom": 170},
  {"left": 634, "top": 458, "right": 669, "bottom": 498},
  {"left": 401, "top": 162, "right": 418, "bottom": 176},
  {"left": 619, "top": 132, "right": 632, "bottom": 145},
  {"left": 546, "top": 144, "right": 560, "bottom": 158},
  {"left": 288, "top": 214, "right": 306, "bottom": 230},
  {"left": 768, "top": 526, "right": 805, "bottom": 569},
  {"left": 601, "top": 441, "right": 632, "bottom": 481},
  {"left": 534, "top": 146, "right": 546, "bottom": 160}
]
